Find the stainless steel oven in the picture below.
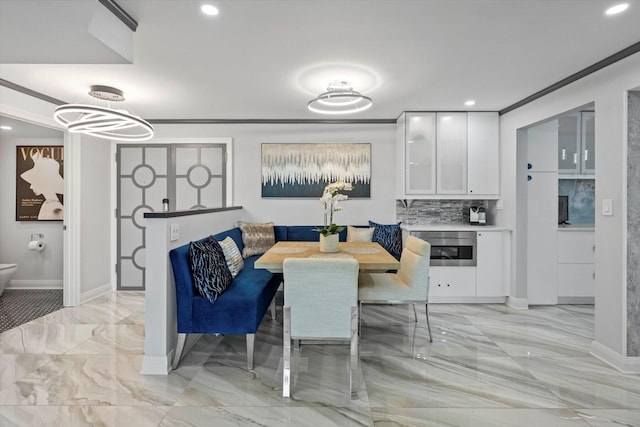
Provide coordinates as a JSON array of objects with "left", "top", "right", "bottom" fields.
[{"left": 413, "top": 231, "right": 477, "bottom": 266}]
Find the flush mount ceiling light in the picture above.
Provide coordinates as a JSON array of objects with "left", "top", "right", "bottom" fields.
[
  {"left": 464, "top": 100, "right": 476, "bottom": 106},
  {"left": 53, "top": 85, "right": 154, "bottom": 141},
  {"left": 201, "top": 4, "right": 219, "bottom": 16},
  {"left": 605, "top": 3, "right": 629, "bottom": 15},
  {"left": 307, "top": 80, "right": 373, "bottom": 115}
]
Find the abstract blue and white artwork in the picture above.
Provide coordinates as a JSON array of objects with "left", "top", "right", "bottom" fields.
[{"left": 261, "top": 143, "right": 371, "bottom": 198}]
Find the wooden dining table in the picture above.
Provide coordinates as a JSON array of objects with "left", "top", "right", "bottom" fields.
[{"left": 254, "top": 241, "right": 400, "bottom": 273}]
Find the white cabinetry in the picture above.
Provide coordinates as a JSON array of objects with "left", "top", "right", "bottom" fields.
[
  {"left": 526, "top": 119, "right": 558, "bottom": 305},
  {"left": 468, "top": 112, "right": 500, "bottom": 195},
  {"left": 558, "top": 111, "right": 595, "bottom": 175},
  {"left": 429, "top": 267, "right": 476, "bottom": 297},
  {"left": 557, "top": 231, "right": 595, "bottom": 301},
  {"left": 436, "top": 113, "right": 467, "bottom": 194},
  {"left": 406, "top": 228, "right": 509, "bottom": 302},
  {"left": 476, "top": 231, "right": 506, "bottom": 297},
  {"left": 397, "top": 112, "right": 499, "bottom": 199},
  {"left": 400, "top": 112, "right": 437, "bottom": 195},
  {"left": 528, "top": 119, "right": 558, "bottom": 172}
]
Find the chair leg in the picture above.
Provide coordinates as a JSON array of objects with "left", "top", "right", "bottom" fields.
[
  {"left": 171, "top": 333, "right": 187, "bottom": 370},
  {"left": 246, "top": 334, "right": 255, "bottom": 370},
  {"left": 270, "top": 297, "right": 277, "bottom": 321},
  {"left": 283, "top": 305, "right": 291, "bottom": 398},
  {"left": 425, "top": 303, "right": 433, "bottom": 342},
  {"left": 350, "top": 305, "right": 359, "bottom": 399},
  {"left": 358, "top": 301, "right": 363, "bottom": 337},
  {"left": 412, "top": 303, "right": 418, "bottom": 323}
]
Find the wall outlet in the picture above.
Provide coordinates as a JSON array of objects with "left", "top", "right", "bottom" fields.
[
  {"left": 496, "top": 199, "right": 504, "bottom": 210},
  {"left": 170, "top": 223, "right": 180, "bottom": 241}
]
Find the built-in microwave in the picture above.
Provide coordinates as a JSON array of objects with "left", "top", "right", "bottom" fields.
[{"left": 412, "top": 231, "right": 477, "bottom": 267}]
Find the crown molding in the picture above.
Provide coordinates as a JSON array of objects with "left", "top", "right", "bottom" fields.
[
  {"left": 98, "top": 0, "right": 138, "bottom": 31},
  {"left": 500, "top": 40, "right": 640, "bottom": 115}
]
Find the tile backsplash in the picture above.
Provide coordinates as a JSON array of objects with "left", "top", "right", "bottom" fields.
[{"left": 396, "top": 199, "right": 489, "bottom": 225}]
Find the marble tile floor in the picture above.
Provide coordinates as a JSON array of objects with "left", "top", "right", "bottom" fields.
[{"left": 1, "top": 292, "right": 639, "bottom": 426}]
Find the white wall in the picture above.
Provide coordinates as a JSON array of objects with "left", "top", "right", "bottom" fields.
[
  {"left": 79, "top": 135, "right": 112, "bottom": 300},
  {"left": 0, "top": 136, "right": 64, "bottom": 288},
  {"left": 142, "top": 208, "right": 246, "bottom": 375},
  {"left": 1, "top": 85, "right": 115, "bottom": 305},
  {"left": 498, "top": 52, "right": 640, "bottom": 357},
  {"left": 153, "top": 123, "right": 397, "bottom": 225}
]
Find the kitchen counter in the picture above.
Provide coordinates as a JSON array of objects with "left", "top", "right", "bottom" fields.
[
  {"left": 402, "top": 224, "right": 512, "bottom": 232},
  {"left": 557, "top": 224, "right": 595, "bottom": 231}
]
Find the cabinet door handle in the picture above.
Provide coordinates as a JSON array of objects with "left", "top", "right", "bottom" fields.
[
  {"left": 527, "top": 175, "right": 532, "bottom": 181},
  {"left": 527, "top": 163, "right": 532, "bottom": 170},
  {"left": 446, "top": 284, "right": 451, "bottom": 287},
  {"left": 584, "top": 149, "right": 589, "bottom": 161}
]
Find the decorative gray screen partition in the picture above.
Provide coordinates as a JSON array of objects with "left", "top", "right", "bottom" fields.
[{"left": 117, "top": 144, "right": 226, "bottom": 290}]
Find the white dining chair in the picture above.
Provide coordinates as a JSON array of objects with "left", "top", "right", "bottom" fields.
[
  {"left": 358, "top": 235, "right": 432, "bottom": 342},
  {"left": 282, "top": 257, "right": 359, "bottom": 399}
]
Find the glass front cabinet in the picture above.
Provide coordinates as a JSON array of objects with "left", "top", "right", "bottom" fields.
[
  {"left": 404, "top": 112, "right": 436, "bottom": 194},
  {"left": 397, "top": 111, "right": 499, "bottom": 198},
  {"left": 558, "top": 111, "right": 594, "bottom": 175}
]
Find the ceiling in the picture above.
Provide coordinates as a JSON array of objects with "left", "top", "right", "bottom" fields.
[{"left": 1, "top": 0, "right": 639, "bottom": 121}]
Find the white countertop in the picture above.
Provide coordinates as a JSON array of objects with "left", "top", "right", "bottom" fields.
[
  {"left": 557, "top": 225, "right": 595, "bottom": 232},
  {"left": 402, "top": 224, "right": 511, "bottom": 232}
]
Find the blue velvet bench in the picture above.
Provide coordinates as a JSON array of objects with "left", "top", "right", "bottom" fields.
[{"left": 169, "top": 225, "right": 350, "bottom": 370}]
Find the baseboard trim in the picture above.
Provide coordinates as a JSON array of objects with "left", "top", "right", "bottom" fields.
[
  {"left": 141, "top": 353, "right": 173, "bottom": 375},
  {"left": 80, "top": 283, "right": 112, "bottom": 304},
  {"left": 557, "top": 296, "right": 595, "bottom": 304},
  {"left": 428, "top": 296, "right": 506, "bottom": 304},
  {"left": 7, "top": 279, "right": 63, "bottom": 289},
  {"left": 506, "top": 296, "right": 529, "bottom": 310},
  {"left": 590, "top": 340, "right": 640, "bottom": 374}
]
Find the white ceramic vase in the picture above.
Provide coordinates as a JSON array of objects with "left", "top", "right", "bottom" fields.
[{"left": 319, "top": 233, "right": 339, "bottom": 253}]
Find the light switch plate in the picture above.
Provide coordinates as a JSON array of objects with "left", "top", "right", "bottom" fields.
[
  {"left": 170, "top": 223, "right": 180, "bottom": 241},
  {"left": 602, "top": 199, "right": 613, "bottom": 216}
]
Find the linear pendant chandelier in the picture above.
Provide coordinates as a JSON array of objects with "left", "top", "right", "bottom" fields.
[
  {"left": 307, "top": 80, "right": 373, "bottom": 115},
  {"left": 53, "top": 85, "right": 154, "bottom": 141}
]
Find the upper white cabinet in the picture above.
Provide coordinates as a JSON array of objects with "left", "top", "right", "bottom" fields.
[
  {"left": 400, "top": 113, "right": 437, "bottom": 194},
  {"left": 468, "top": 112, "right": 500, "bottom": 195},
  {"left": 558, "top": 111, "right": 595, "bottom": 175},
  {"left": 397, "top": 111, "right": 499, "bottom": 199},
  {"left": 436, "top": 113, "right": 467, "bottom": 194},
  {"left": 527, "top": 119, "right": 558, "bottom": 172}
]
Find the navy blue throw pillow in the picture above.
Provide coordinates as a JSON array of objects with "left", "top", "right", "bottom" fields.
[
  {"left": 369, "top": 221, "right": 402, "bottom": 260},
  {"left": 189, "top": 236, "right": 233, "bottom": 303}
]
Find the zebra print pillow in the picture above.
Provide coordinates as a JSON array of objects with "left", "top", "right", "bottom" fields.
[
  {"left": 189, "top": 236, "right": 233, "bottom": 303},
  {"left": 218, "top": 236, "right": 244, "bottom": 277},
  {"left": 369, "top": 221, "right": 403, "bottom": 260}
]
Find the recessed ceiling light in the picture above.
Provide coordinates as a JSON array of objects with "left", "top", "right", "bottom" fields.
[
  {"left": 605, "top": 3, "right": 629, "bottom": 15},
  {"left": 465, "top": 100, "right": 476, "bottom": 106},
  {"left": 201, "top": 4, "right": 219, "bottom": 16},
  {"left": 0, "top": 125, "right": 12, "bottom": 130}
]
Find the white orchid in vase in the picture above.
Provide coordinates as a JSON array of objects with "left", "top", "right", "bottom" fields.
[{"left": 314, "top": 181, "right": 354, "bottom": 236}]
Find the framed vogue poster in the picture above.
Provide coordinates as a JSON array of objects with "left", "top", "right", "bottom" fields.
[
  {"left": 16, "top": 145, "right": 64, "bottom": 221},
  {"left": 261, "top": 143, "right": 371, "bottom": 198}
]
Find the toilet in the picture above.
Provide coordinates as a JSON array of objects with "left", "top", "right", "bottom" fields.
[{"left": 0, "top": 264, "right": 18, "bottom": 297}]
